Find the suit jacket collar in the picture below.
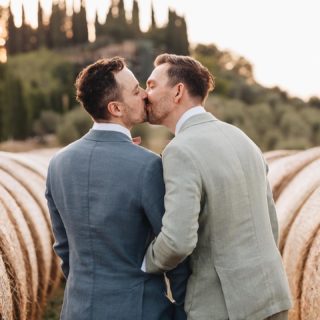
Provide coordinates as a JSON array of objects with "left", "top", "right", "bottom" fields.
[
  {"left": 178, "top": 112, "right": 218, "bottom": 134},
  {"left": 83, "top": 129, "right": 132, "bottom": 142}
]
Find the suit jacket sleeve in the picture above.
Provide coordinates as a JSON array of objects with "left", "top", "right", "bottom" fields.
[
  {"left": 141, "top": 155, "right": 190, "bottom": 311},
  {"left": 145, "top": 144, "right": 202, "bottom": 273},
  {"left": 141, "top": 156, "right": 166, "bottom": 235},
  {"left": 265, "top": 162, "right": 279, "bottom": 244},
  {"left": 45, "top": 164, "right": 70, "bottom": 279}
]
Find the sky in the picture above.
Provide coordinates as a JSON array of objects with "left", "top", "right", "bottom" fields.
[{"left": 0, "top": 0, "right": 319, "bottom": 100}]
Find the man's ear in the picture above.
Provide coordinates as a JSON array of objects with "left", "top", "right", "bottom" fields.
[
  {"left": 107, "top": 101, "right": 122, "bottom": 117},
  {"left": 174, "top": 83, "right": 184, "bottom": 103}
]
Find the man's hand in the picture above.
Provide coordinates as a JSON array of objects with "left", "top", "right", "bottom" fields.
[{"left": 132, "top": 136, "right": 142, "bottom": 145}]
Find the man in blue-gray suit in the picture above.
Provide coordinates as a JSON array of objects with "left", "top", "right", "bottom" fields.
[{"left": 45, "top": 57, "right": 189, "bottom": 320}]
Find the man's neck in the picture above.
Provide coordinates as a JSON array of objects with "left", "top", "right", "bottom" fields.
[
  {"left": 95, "top": 118, "right": 131, "bottom": 130},
  {"left": 164, "top": 103, "right": 202, "bottom": 134}
]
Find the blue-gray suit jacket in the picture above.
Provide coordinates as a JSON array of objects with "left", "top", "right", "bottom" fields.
[{"left": 45, "top": 129, "right": 190, "bottom": 320}]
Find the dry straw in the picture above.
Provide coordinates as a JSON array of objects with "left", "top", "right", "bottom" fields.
[
  {"left": 0, "top": 201, "right": 28, "bottom": 320},
  {"left": 274, "top": 158, "right": 320, "bottom": 252},
  {"left": 301, "top": 227, "right": 320, "bottom": 320},
  {"left": 0, "top": 168, "right": 52, "bottom": 314},
  {"left": 0, "top": 154, "right": 63, "bottom": 297},
  {"left": 0, "top": 152, "right": 62, "bottom": 296},
  {"left": 0, "top": 253, "right": 13, "bottom": 320},
  {"left": 0, "top": 157, "right": 50, "bottom": 227},
  {"left": 281, "top": 187, "right": 320, "bottom": 320},
  {"left": 0, "top": 184, "right": 38, "bottom": 319},
  {"left": 0, "top": 151, "right": 48, "bottom": 179},
  {"left": 268, "top": 147, "right": 320, "bottom": 201},
  {"left": 263, "top": 149, "right": 297, "bottom": 164}
]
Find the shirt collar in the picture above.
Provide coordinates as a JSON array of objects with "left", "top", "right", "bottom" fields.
[
  {"left": 92, "top": 122, "right": 132, "bottom": 139},
  {"left": 175, "top": 106, "right": 206, "bottom": 135}
]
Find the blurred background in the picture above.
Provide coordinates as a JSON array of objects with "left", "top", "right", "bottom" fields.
[
  {"left": 0, "top": 1, "right": 319, "bottom": 317},
  {"left": 0, "top": 0, "right": 319, "bottom": 156}
]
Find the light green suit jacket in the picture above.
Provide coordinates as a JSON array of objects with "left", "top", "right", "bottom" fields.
[{"left": 146, "top": 113, "right": 292, "bottom": 320}]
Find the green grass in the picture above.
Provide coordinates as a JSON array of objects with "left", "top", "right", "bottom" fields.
[{"left": 43, "top": 281, "right": 65, "bottom": 320}]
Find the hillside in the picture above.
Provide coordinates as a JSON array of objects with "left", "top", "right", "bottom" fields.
[{"left": 0, "top": 40, "right": 319, "bottom": 152}]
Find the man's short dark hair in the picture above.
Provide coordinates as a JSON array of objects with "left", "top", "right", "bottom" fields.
[
  {"left": 154, "top": 53, "right": 215, "bottom": 102},
  {"left": 75, "top": 57, "right": 125, "bottom": 120}
]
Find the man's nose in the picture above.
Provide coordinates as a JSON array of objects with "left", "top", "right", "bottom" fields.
[{"left": 141, "top": 89, "right": 147, "bottom": 99}]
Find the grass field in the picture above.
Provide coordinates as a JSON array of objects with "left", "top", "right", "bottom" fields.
[{"left": 43, "top": 282, "right": 65, "bottom": 320}]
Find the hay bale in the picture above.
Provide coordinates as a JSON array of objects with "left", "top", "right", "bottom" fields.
[
  {"left": 19, "top": 153, "right": 50, "bottom": 168},
  {"left": 0, "top": 185, "right": 38, "bottom": 319},
  {"left": 264, "top": 149, "right": 297, "bottom": 164},
  {"left": 275, "top": 158, "right": 320, "bottom": 252},
  {"left": 0, "top": 201, "right": 28, "bottom": 320},
  {"left": 281, "top": 187, "right": 320, "bottom": 320},
  {"left": 0, "top": 169, "right": 52, "bottom": 313},
  {"left": 0, "top": 254, "right": 13, "bottom": 320},
  {"left": 268, "top": 147, "right": 320, "bottom": 201},
  {"left": 0, "top": 151, "right": 48, "bottom": 178},
  {"left": 28, "top": 148, "right": 59, "bottom": 157},
  {"left": 301, "top": 228, "right": 320, "bottom": 320},
  {"left": 0, "top": 157, "right": 49, "bottom": 225},
  {"left": 0, "top": 156, "right": 62, "bottom": 298},
  {"left": 0, "top": 153, "right": 61, "bottom": 299}
]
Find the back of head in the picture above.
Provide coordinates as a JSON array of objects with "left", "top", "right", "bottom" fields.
[
  {"left": 154, "top": 53, "right": 215, "bottom": 103},
  {"left": 75, "top": 57, "right": 125, "bottom": 120}
]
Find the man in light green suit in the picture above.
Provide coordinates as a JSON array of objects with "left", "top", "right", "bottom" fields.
[{"left": 144, "top": 54, "right": 292, "bottom": 320}]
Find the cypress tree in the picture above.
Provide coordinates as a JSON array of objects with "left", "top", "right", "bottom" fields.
[
  {"left": 48, "top": 2, "right": 68, "bottom": 48},
  {"left": 95, "top": 12, "right": 104, "bottom": 37},
  {"left": 3, "top": 75, "right": 28, "bottom": 139},
  {"left": 103, "top": 2, "right": 116, "bottom": 38},
  {"left": 131, "top": 0, "right": 140, "bottom": 36},
  {"left": 117, "top": 0, "right": 126, "bottom": 24},
  {"left": 150, "top": 2, "right": 156, "bottom": 31},
  {"left": 6, "top": 7, "right": 19, "bottom": 54},
  {"left": 165, "top": 10, "right": 189, "bottom": 55},
  {"left": 72, "top": 1, "right": 88, "bottom": 44},
  {"left": 20, "top": 7, "right": 29, "bottom": 52},
  {"left": 165, "top": 9, "right": 176, "bottom": 53},
  {"left": 175, "top": 16, "right": 189, "bottom": 55},
  {"left": 116, "top": 0, "right": 129, "bottom": 40},
  {"left": 37, "top": 1, "right": 46, "bottom": 48}
]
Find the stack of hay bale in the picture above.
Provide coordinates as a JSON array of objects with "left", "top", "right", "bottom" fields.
[
  {"left": 265, "top": 147, "right": 320, "bottom": 320},
  {"left": 0, "top": 149, "right": 61, "bottom": 320}
]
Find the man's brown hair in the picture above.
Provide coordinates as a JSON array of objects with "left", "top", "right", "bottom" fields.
[
  {"left": 154, "top": 53, "right": 215, "bottom": 102},
  {"left": 75, "top": 57, "right": 125, "bottom": 120}
]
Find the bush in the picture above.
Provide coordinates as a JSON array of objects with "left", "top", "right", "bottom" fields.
[
  {"left": 33, "top": 110, "right": 61, "bottom": 136},
  {"left": 57, "top": 107, "right": 92, "bottom": 145}
]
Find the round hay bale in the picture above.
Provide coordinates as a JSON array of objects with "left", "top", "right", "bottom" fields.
[
  {"left": 0, "top": 169, "right": 52, "bottom": 312},
  {"left": 0, "top": 253, "right": 13, "bottom": 320},
  {"left": 0, "top": 157, "right": 50, "bottom": 225},
  {"left": 275, "top": 158, "right": 320, "bottom": 252},
  {"left": 301, "top": 228, "right": 320, "bottom": 320},
  {"left": 19, "top": 153, "right": 50, "bottom": 168},
  {"left": 0, "top": 151, "right": 47, "bottom": 178},
  {"left": 0, "top": 201, "right": 28, "bottom": 320},
  {"left": 28, "top": 148, "right": 59, "bottom": 158},
  {"left": 0, "top": 153, "right": 61, "bottom": 299},
  {"left": 0, "top": 157, "right": 63, "bottom": 298},
  {"left": 281, "top": 187, "right": 320, "bottom": 320},
  {"left": 268, "top": 147, "right": 320, "bottom": 201},
  {"left": 264, "top": 149, "right": 297, "bottom": 164},
  {"left": 0, "top": 185, "right": 38, "bottom": 319}
]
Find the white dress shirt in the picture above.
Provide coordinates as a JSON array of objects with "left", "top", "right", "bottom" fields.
[
  {"left": 92, "top": 122, "right": 132, "bottom": 139},
  {"left": 175, "top": 106, "right": 206, "bottom": 135}
]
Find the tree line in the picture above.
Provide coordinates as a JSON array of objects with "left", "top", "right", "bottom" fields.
[{"left": 2, "top": 0, "right": 189, "bottom": 56}]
